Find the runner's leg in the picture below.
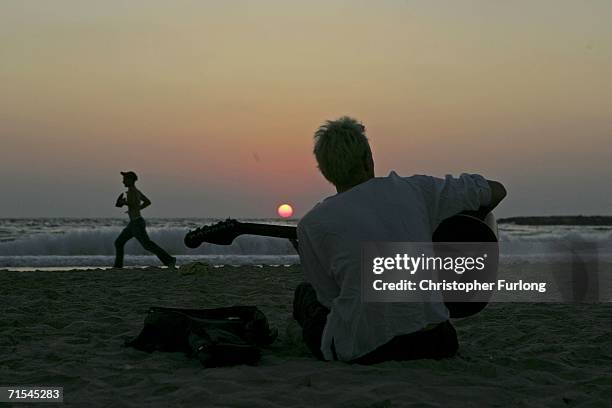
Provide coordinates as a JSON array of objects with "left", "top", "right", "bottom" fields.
[
  {"left": 113, "top": 223, "right": 134, "bottom": 268},
  {"left": 133, "top": 218, "right": 175, "bottom": 266}
]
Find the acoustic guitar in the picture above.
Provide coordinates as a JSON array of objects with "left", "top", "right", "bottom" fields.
[{"left": 185, "top": 212, "right": 499, "bottom": 318}]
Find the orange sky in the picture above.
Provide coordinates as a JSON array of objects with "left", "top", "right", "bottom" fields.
[{"left": 1, "top": 1, "right": 611, "bottom": 217}]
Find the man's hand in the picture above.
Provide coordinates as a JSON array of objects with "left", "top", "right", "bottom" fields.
[
  {"left": 485, "top": 180, "right": 507, "bottom": 212},
  {"left": 463, "top": 180, "right": 507, "bottom": 219},
  {"left": 115, "top": 193, "right": 126, "bottom": 208}
]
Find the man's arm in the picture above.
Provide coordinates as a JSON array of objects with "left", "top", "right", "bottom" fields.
[
  {"left": 115, "top": 193, "right": 126, "bottom": 208},
  {"left": 415, "top": 173, "right": 507, "bottom": 227},
  {"left": 139, "top": 192, "right": 152, "bottom": 210}
]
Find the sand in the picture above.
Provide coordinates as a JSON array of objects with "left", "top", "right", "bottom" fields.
[{"left": 1, "top": 264, "right": 611, "bottom": 407}]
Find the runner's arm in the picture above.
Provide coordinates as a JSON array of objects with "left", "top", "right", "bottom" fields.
[
  {"left": 139, "top": 192, "right": 152, "bottom": 210},
  {"left": 115, "top": 193, "right": 126, "bottom": 208}
]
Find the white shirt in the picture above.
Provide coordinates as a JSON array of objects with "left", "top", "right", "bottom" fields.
[{"left": 297, "top": 171, "right": 492, "bottom": 361}]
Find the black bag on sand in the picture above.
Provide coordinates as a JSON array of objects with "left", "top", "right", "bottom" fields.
[{"left": 126, "top": 306, "right": 277, "bottom": 367}]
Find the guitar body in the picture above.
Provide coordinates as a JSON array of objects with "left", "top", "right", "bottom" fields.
[
  {"left": 185, "top": 212, "right": 499, "bottom": 318},
  {"left": 433, "top": 213, "right": 499, "bottom": 318}
]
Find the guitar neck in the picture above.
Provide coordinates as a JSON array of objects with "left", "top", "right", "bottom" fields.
[
  {"left": 236, "top": 212, "right": 494, "bottom": 242},
  {"left": 184, "top": 209, "right": 497, "bottom": 248},
  {"left": 239, "top": 222, "right": 297, "bottom": 240}
]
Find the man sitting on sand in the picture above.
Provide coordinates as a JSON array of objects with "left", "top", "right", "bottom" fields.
[
  {"left": 293, "top": 117, "right": 506, "bottom": 364},
  {"left": 113, "top": 171, "right": 176, "bottom": 269}
]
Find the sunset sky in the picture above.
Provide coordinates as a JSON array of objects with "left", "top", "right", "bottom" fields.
[{"left": 1, "top": 1, "right": 611, "bottom": 218}]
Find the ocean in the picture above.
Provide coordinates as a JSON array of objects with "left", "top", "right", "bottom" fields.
[{"left": 1, "top": 218, "right": 611, "bottom": 269}]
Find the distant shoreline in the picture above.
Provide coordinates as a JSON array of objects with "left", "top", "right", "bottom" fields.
[
  {"left": 497, "top": 216, "right": 612, "bottom": 226},
  {"left": 0, "top": 216, "right": 611, "bottom": 226}
]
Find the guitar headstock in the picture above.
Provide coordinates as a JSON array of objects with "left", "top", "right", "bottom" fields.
[{"left": 184, "top": 219, "right": 243, "bottom": 248}]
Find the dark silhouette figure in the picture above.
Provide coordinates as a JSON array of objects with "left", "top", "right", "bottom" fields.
[
  {"left": 294, "top": 117, "right": 507, "bottom": 363},
  {"left": 113, "top": 171, "right": 176, "bottom": 269}
]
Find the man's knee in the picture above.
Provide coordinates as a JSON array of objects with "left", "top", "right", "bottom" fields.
[
  {"left": 294, "top": 282, "right": 314, "bottom": 302},
  {"left": 293, "top": 282, "right": 315, "bottom": 322}
]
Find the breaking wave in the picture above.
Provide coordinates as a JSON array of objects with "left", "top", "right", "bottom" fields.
[{"left": 0, "top": 227, "right": 296, "bottom": 256}]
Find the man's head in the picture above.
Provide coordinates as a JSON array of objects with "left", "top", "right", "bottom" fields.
[
  {"left": 121, "top": 171, "right": 138, "bottom": 187},
  {"left": 313, "top": 116, "right": 374, "bottom": 192}
]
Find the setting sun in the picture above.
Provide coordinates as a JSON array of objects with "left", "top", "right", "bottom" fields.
[{"left": 277, "top": 203, "right": 294, "bottom": 218}]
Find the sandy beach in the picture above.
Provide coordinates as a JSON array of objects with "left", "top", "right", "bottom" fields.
[{"left": 1, "top": 264, "right": 611, "bottom": 407}]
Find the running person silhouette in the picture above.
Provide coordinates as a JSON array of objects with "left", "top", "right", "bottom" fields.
[{"left": 113, "top": 171, "right": 176, "bottom": 269}]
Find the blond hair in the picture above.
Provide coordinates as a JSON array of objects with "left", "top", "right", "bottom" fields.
[{"left": 313, "top": 116, "right": 371, "bottom": 186}]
